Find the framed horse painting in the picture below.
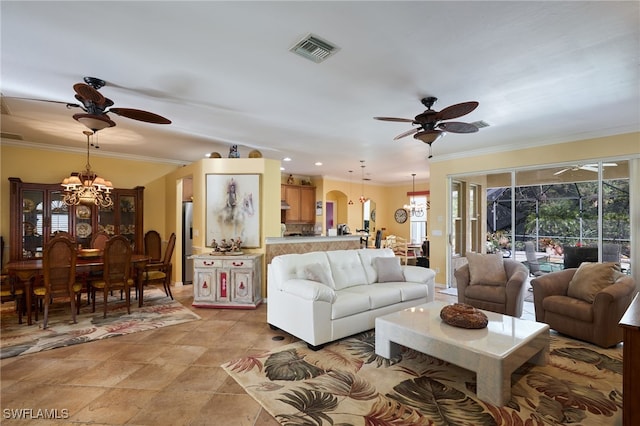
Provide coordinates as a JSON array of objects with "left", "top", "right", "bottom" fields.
[{"left": 206, "top": 174, "right": 260, "bottom": 248}]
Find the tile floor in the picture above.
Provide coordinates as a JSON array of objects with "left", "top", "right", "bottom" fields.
[{"left": 1, "top": 285, "right": 536, "bottom": 425}]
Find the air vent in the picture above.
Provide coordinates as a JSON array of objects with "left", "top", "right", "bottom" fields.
[
  {"left": 471, "top": 120, "right": 491, "bottom": 129},
  {"left": 290, "top": 34, "right": 339, "bottom": 63}
]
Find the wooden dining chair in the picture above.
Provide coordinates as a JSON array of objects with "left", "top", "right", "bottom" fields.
[
  {"left": 144, "top": 230, "right": 163, "bottom": 263},
  {"left": 33, "top": 235, "right": 83, "bottom": 328},
  {"left": 90, "top": 231, "right": 110, "bottom": 250},
  {"left": 140, "top": 232, "right": 176, "bottom": 306},
  {"left": 90, "top": 235, "right": 133, "bottom": 318},
  {"left": 1, "top": 273, "right": 25, "bottom": 324}
]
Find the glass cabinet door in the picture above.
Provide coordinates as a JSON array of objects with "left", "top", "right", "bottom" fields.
[
  {"left": 98, "top": 203, "right": 116, "bottom": 238},
  {"left": 119, "top": 195, "right": 136, "bottom": 246},
  {"left": 73, "top": 203, "right": 93, "bottom": 248},
  {"left": 22, "top": 189, "right": 44, "bottom": 259}
]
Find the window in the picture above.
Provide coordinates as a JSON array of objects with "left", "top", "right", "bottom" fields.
[{"left": 409, "top": 195, "right": 427, "bottom": 244}]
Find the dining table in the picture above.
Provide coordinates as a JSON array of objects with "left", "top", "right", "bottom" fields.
[{"left": 6, "top": 254, "right": 150, "bottom": 325}]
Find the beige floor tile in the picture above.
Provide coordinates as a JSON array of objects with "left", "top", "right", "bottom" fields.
[
  {"left": 191, "top": 393, "right": 263, "bottom": 426},
  {"left": 149, "top": 344, "right": 207, "bottom": 365},
  {"left": 128, "top": 390, "right": 213, "bottom": 426},
  {"left": 70, "top": 388, "right": 157, "bottom": 424},
  {"left": 167, "top": 365, "right": 230, "bottom": 392},
  {"left": 112, "top": 362, "right": 189, "bottom": 390},
  {"left": 66, "top": 359, "right": 145, "bottom": 386}
]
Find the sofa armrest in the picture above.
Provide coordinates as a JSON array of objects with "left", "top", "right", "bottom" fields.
[
  {"left": 402, "top": 265, "right": 436, "bottom": 302},
  {"left": 280, "top": 279, "right": 337, "bottom": 303},
  {"left": 531, "top": 268, "right": 576, "bottom": 321}
]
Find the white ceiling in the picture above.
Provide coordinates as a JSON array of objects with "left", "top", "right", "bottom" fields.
[{"left": 1, "top": 1, "right": 639, "bottom": 184}]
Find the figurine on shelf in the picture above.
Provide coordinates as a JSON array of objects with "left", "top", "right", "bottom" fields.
[
  {"left": 211, "top": 239, "right": 218, "bottom": 250},
  {"left": 210, "top": 236, "right": 243, "bottom": 254},
  {"left": 287, "top": 174, "right": 294, "bottom": 184},
  {"left": 228, "top": 144, "right": 240, "bottom": 158}
]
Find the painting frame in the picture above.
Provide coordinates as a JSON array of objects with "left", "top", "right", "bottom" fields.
[{"left": 206, "top": 174, "right": 260, "bottom": 248}]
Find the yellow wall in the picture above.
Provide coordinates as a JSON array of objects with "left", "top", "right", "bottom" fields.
[
  {"left": 0, "top": 143, "right": 180, "bottom": 265},
  {"left": 428, "top": 132, "right": 640, "bottom": 285}
]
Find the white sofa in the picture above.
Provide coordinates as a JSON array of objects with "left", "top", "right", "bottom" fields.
[{"left": 267, "top": 248, "right": 436, "bottom": 349}]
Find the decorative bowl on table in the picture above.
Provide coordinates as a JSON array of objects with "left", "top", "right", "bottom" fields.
[{"left": 78, "top": 248, "right": 102, "bottom": 258}]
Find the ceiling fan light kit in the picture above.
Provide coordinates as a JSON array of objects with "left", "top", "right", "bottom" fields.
[
  {"left": 73, "top": 113, "right": 116, "bottom": 132},
  {"left": 375, "top": 96, "right": 479, "bottom": 158}
]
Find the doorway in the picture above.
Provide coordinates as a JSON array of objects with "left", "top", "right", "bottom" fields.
[{"left": 326, "top": 201, "right": 335, "bottom": 233}]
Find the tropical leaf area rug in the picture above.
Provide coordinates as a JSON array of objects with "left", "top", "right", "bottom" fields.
[
  {"left": 223, "top": 331, "right": 623, "bottom": 425},
  {"left": 1, "top": 287, "right": 200, "bottom": 359}
]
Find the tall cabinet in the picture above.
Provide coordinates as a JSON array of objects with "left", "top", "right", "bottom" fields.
[
  {"left": 9, "top": 178, "right": 144, "bottom": 261},
  {"left": 281, "top": 184, "right": 316, "bottom": 224}
]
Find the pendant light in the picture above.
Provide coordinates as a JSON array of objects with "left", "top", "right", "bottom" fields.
[
  {"left": 359, "top": 160, "right": 367, "bottom": 203},
  {"left": 348, "top": 170, "right": 354, "bottom": 205},
  {"left": 403, "top": 173, "right": 426, "bottom": 216}
]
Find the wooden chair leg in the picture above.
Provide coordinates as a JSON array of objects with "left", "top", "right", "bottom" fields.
[{"left": 103, "top": 288, "right": 109, "bottom": 318}]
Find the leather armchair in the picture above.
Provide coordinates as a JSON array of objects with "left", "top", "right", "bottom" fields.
[
  {"left": 531, "top": 268, "right": 636, "bottom": 347},
  {"left": 455, "top": 259, "right": 528, "bottom": 317}
]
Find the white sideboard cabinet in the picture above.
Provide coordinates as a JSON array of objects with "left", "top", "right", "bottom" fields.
[{"left": 191, "top": 253, "right": 263, "bottom": 309}]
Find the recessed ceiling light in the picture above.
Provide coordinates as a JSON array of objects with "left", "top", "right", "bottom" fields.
[
  {"left": 280, "top": 167, "right": 285, "bottom": 171},
  {"left": 315, "top": 162, "right": 323, "bottom": 166},
  {"left": 283, "top": 157, "right": 292, "bottom": 162}
]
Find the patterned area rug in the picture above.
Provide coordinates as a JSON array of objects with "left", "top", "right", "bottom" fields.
[
  {"left": 1, "top": 287, "right": 200, "bottom": 359},
  {"left": 223, "top": 331, "right": 622, "bottom": 425}
]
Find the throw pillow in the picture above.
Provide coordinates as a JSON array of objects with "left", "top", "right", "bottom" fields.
[
  {"left": 374, "top": 257, "right": 405, "bottom": 283},
  {"left": 567, "top": 262, "right": 622, "bottom": 303},
  {"left": 300, "top": 263, "right": 336, "bottom": 288},
  {"left": 465, "top": 251, "right": 508, "bottom": 286}
]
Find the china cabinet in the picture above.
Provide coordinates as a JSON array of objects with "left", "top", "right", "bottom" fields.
[
  {"left": 191, "top": 253, "right": 262, "bottom": 309},
  {"left": 9, "top": 178, "right": 144, "bottom": 261},
  {"left": 282, "top": 184, "right": 315, "bottom": 224}
]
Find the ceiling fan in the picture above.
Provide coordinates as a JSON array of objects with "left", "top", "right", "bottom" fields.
[
  {"left": 374, "top": 96, "right": 479, "bottom": 157},
  {"left": 8, "top": 76, "right": 171, "bottom": 133},
  {"left": 553, "top": 163, "right": 618, "bottom": 175}
]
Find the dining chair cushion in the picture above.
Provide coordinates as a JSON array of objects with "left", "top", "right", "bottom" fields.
[
  {"left": 33, "top": 282, "right": 83, "bottom": 296},
  {"left": 567, "top": 262, "right": 623, "bottom": 303},
  {"left": 91, "top": 278, "right": 135, "bottom": 290},
  {"left": 374, "top": 257, "right": 405, "bottom": 283},
  {"left": 466, "top": 251, "right": 508, "bottom": 286},
  {"left": 144, "top": 270, "right": 167, "bottom": 281}
]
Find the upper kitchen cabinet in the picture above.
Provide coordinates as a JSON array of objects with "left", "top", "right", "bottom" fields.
[
  {"left": 282, "top": 184, "right": 316, "bottom": 224},
  {"left": 9, "top": 178, "right": 144, "bottom": 260}
]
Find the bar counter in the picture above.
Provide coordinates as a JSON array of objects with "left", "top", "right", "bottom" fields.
[{"left": 265, "top": 235, "right": 362, "bottom": 265}]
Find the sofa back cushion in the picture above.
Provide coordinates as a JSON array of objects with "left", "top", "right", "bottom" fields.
[
  {"left": 326, "top": 250, "right": 368, "bottom": 290},
  {"left": 357, "top": 248, "right": 396, "bottom": 284},
  {"left": 271, "top": 251, "right": 334, "bottom": 289}
]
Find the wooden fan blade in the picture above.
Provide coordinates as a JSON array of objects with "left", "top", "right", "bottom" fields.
[
  {"left": 393, "top": 127, "right": 419, "bottom": 140},
  {"left": 374, "top": 116, "right": 414, "bottom": 123},
  {"left": 73, "top": 83, "right": 105, "bottom": 105},
  {"left": 413, "top": 129, "right": 443, "bottom": 144},
  {"left": 109, "top": 108, "right": 171, "bottom": 124},
  {"left": 2, "top": 96, "right": 81, "bottom": 108},
  {"left": 438, "top": 121, "right": 478, "bottom": 133},
  {"left": 436, "top": 101, "right": 479, "bottom": 121}
]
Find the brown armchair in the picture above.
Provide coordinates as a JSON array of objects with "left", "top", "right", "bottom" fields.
[
  {"left": 455, "top": 257, "right": 528, "bottom": 317},
  {"left": 531, "top": 266, "right": 636, "bottom": 348}
]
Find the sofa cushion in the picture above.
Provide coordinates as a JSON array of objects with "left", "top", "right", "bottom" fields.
[
  {"left": 357, "top": 248, "right": 396, "bottom": 284},
  {"left": 299, "top": 262, "right": 336, "bottom": 289},
  {"left": 342, "top": 285, "right": 402, "bottom": 309},
  {"left": 567, "top": 262, "right": 622, "bottom": 303},
  {"left": 543, "top": 295, "right": 593, "bottom": 323},
  {"left": 466, "top": 251, "right": 507, "bottom": 286},
  {"left": 372, "top": 282, "right": 428, "bottom": 302},
  {"left": 374, "top": 257, "right": 405, "bottom": 283},
  {"left": 464, "top": 284, "right": 506, "bottom": 304},
  {"left": 331, "top": 291, "right": 372, "bottom": 320},
  {"left": 326, "top": 250, "right": 368, "bottom": 290}
]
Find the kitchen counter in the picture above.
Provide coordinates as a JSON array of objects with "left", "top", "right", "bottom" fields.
[{"left": 265, "top": 235, "right": 362, "bottom": 265}]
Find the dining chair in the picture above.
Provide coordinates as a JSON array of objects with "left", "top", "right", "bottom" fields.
[
  {"left": 1, "top": 272, "right": 25, "bottom": 324},
  {"left": 90, "top": 231, "right": 110, "bottom": 250},
  {"left": 90, "top": 235, "right": 133, "bottom": 318},
  {"left": 33, "top": 235, "right": 82, "bottom": 328},
  {"left": 144, "top": 230, "right": 163, "bottom": 263},
  {"left": 140, "top": 232, "right": 176, "bottom": 306}
]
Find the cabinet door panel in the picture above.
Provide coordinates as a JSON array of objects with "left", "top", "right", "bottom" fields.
[
  {"left": 194, "top": 269, "right": 216, "bottom": 302},
  {"left": 300, "top": 187, "right": 316, "bottom": 223},
  {"left": 231, "top": 270, "right": 253, "bottom": 302},
  {"left": 216, "top": 269, "right": 231, "bottom": 302}
]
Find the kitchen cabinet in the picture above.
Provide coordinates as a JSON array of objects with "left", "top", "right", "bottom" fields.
[
  {"left": 9, "top": 177, "right": 144, "bottom": 261},
  {"left": 192, "top": 253, "right": 262, "bottom": 309},
  {"left": 282, "top": 184, "right": 316, "bottom": 224}
]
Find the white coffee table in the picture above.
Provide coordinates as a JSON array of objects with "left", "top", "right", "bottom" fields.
[{"left": 375, "top": 301, "right": 549, "bottom": 406}]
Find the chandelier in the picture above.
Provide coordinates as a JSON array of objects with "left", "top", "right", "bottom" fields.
[
  {"left": 348, "top": 170, "right": 354, "bottom": 205},
  {"left": 403, "top": 173, "right": 427, "bottom": 216},
  {"left": 61, "top": 131, "right": 114, "bottom": 208},
  {"left": 359, "top": 160, "right": 368, "bottom": 203}
]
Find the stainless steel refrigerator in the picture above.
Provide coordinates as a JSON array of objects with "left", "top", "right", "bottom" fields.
[{"left": 182, "top": 201, "right": 194, "bottom": 284}]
